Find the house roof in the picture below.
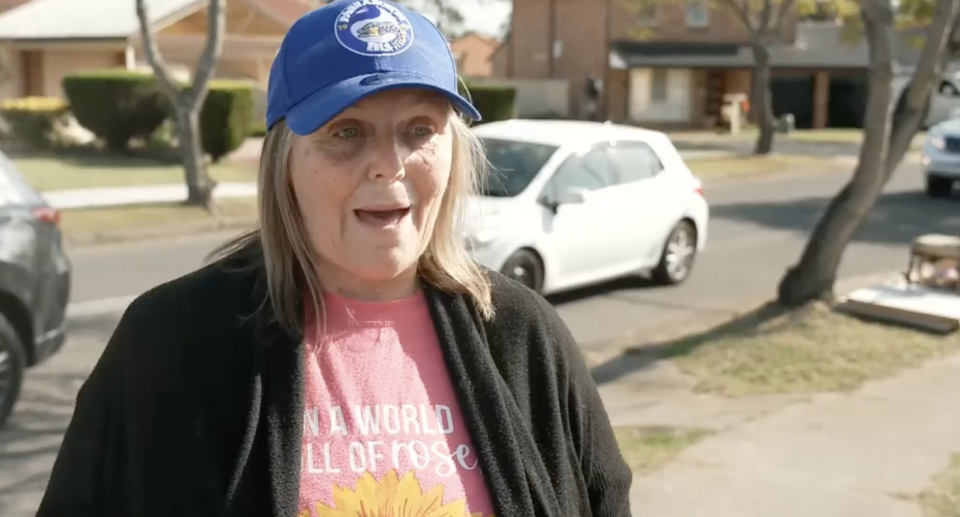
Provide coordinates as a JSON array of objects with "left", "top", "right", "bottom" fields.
[
  {"left": 257, "top": 0, "right": 312, "bottom": 24},
  {"left": 0, "top": 0, "right": 30, "bottom": 14},
  {"left": 0, "top": 0, "right": 311, "bottom": 41},
  {"left": 0, "top": 0, "right": 199, "bottom": 40}
]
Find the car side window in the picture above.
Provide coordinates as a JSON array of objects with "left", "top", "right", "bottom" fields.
[
  {"left": 544, "top": 146, "right": 617, "bottom": 202},
  {"left": 609, "top": 141, "right": 663, "bottom": 183}
]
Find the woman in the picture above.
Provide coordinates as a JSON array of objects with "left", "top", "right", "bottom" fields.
[{"left": 37, "top": 0, "right": 631, "bottom": 515}]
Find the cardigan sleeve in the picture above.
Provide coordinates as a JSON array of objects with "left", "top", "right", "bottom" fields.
[
  {"left": 556, "top": 315, "right": 633, "bottom": 516},
  {"left": 36, "top": 302, "right": 134, "bottom": 516}
]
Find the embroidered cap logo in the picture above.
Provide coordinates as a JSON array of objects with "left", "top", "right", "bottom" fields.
[{"left": 334, "top": 0, "right": 415, "bottom": 57}]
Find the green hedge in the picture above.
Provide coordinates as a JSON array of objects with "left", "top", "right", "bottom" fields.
[
  {"left": 199, "top": 81, "right": 254, "bottom": 162},
  {"left": 462, "top": 84, "right": 516, "bottom": 124},
  {"left": 62, "top": 69, "right": 168, "bottom": 151},
  {"left": 0, "top": 96, "right": 68, "bottom": 149}
]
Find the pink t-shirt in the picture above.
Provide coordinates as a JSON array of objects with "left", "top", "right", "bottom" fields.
[{"left": 298, "top": 291, "right": 496, "bottom": 517}]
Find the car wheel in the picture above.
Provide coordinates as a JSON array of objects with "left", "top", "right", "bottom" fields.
[
  {"left": 926, "top": 175, "right": 953, "bottom": 197},
  {"left": 0, "top": 313, "right": 25, "bottom": 430},
  {"left": 500, "top": 249, "right": 544, "bottom": 293},
  {"left": 652, "top": 220, "right": 698, "bottom": 285}
]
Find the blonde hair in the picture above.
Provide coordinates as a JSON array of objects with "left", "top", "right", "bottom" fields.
[{"left": 211, "top": 113, "right": 493, "bottom": 333}]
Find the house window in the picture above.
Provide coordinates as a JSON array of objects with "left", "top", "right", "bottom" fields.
[
  {"left": 650, "top": 68, "right": 668, "bottom": 102},
  {"left": 686, "top": 0, "right": 709, "bottom": 27}
]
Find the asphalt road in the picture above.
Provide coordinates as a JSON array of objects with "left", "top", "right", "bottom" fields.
[{"left": 4, "top": 163, "right": 960, "bottom": 514}]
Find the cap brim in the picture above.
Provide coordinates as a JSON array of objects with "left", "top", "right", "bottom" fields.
[{"left": 285, "top": 71, "right": 482, "bottom": 136}]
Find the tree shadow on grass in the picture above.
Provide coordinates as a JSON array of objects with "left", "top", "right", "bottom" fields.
[{"left": 590, "top": 301, "right": 796, "bottom": 386}]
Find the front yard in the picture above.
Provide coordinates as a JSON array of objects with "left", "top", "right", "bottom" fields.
[{"left": 13, "top": 153, "right": 256, "bottom": 191}]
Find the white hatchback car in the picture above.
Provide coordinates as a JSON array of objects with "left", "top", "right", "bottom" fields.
[{"left": 464, "top": 119, "right": 709, "bottom": 295}]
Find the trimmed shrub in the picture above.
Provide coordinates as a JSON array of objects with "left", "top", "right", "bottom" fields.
[
  {"left": 0, "top": 96, "right": 68, "bottom": 149},
  {"left": 199, "top": 80, "right": 255, "bottom": 162},
  {"left": 62, "top": 69, "right": 168, "bottom": 151},
  {"left": 463, "top": 84, "right": 516, "bottom": 124}
]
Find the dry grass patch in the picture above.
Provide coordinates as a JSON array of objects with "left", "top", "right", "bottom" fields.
[
  {"left": 921, "top": 452, "right": 960, "bottom": 517},
  {"left": 13, "top": 154, "right": 256, "bottom": 191},
  {"left": 658, "top": 303, "right": 960, "bottom": 396},
  {"left": 60, "top": 198, "right": 258, "bottom": 237},
  {"left": 685, "top": 154, "right": 850, "bottom": 178},
  {"left": 614, "top": 426, "right": 711, "bottom": 475}
]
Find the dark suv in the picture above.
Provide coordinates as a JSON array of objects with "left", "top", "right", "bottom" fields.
[{"left": 0, "top": 151, "right": 71, "bottom": 428}]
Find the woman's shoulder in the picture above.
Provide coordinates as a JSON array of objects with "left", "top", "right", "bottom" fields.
[{"left": 483, "top": 270, "right": 581, "bottom": 364}]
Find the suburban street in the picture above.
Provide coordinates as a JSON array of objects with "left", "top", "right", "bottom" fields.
[{"left": 2, "top": 162, "right": 959, "bottom": 514}]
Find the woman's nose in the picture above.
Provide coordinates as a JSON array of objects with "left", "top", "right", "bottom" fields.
[{"left": 367, "top": 135, "right": 406, "bottom": 182}]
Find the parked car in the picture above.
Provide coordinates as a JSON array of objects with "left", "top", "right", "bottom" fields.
[
  {"left": 921, "top": 118, "right": 960, "bottom": 197},
  {"left": 465, "top": 120, "right": 709, "bottom": 294},
  {"left": 0, "top": 151, "right": 71, "bottom": 428}
]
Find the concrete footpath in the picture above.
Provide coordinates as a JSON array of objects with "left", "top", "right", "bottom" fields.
[{"left": 618, "top": 352, "right": 960, "bottom": 516}]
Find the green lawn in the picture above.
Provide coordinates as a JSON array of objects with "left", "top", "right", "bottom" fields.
[
  {"left": 12, "top": 154, "right": 257, "bottom": 191},
  {"left": 656, "top": 303, "right": 960, "bottom": 397}
]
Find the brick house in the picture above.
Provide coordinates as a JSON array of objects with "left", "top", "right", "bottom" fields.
[
  {"left": 450, "top": 32, "right": 500, "bottom": 78},
  {"left": 495, "top": 0, "right": 874, "bottom": 129}
]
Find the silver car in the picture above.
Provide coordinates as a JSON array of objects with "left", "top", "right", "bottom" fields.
[{"left": 922, "top": 118, "right": 960, "bottom": 197}]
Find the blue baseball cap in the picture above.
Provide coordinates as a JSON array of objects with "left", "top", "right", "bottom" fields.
[{"left": 266, "top": 0, "right": 481, "bottom": 135}]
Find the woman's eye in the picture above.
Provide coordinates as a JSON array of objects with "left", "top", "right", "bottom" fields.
[
  {"left": 336, "top": 127, "right": 360, "bottom": 139},
  {"left": 411, "top": 126, "right": 434, "bottom": 138}
]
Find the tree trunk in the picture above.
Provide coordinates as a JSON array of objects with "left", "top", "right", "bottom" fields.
[
  {"left": 175, "top": 105, "right": 215, "bottom": 208},
  {"left": 750, "top": 46, "right": 776, "bottom": 155},
  {"left": 776, "top": 0, "right": 959, "bottom": 307},
  {"left": 776, "top": 1, "right": 895, "bottom": 306},
  {"left": 135, "top": 0, "right": 225, "bottom": 211}
]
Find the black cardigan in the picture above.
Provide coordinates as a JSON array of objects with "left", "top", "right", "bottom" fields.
[{"left": 37, "top": 248, "right": 632, "bottom": 517}]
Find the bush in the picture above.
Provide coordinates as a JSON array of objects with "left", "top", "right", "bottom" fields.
[
  {"left": 199, "top": 80, "right": 255, "bottom": 162},
  {"left": 0, "top": 96, "right": 68, "bottom": 149},
  {"left": 463, "top": 84, "right": 516, "bottom": 124},
  {"left": 62, "top": 69, "right": 168, "bottom": 151}
]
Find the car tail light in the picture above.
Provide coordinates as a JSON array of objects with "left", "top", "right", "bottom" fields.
[
  {"left": 692, "top": 178, "right": 704, "bottom": 196},
  {"left": 32, "top": 206, "right": 60, "bottom": 225}
]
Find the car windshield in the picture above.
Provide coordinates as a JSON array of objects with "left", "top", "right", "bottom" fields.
[{"left": 479, "top": 138, "right": 558, "bottom": 198}]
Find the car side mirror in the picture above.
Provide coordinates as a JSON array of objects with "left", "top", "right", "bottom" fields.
[{"left": 556, "top": 187, "right": 588, "bottom": 205}]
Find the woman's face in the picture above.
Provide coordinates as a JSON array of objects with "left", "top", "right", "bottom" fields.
[{"left": 288, "top": 88, "right": 454, "bottom": 295}]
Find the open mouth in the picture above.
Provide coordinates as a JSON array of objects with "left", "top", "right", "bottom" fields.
[{"left": 354, "top": 207, "right": 411, "bottom": 227}]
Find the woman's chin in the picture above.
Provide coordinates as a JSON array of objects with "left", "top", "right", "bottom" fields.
[{"left": 346, "top": 253, "right": 419, "bottom": 283}]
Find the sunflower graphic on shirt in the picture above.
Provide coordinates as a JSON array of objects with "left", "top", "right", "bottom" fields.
[{"left": 301, "top": 469, "right": 493, "bottom": 517}]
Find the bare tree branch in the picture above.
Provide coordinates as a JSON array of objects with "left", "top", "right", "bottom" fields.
[
  {"left": 718, "top": 0, "right": 759, "bottom": 36},
  {"left": 902, "top": 0, "right": 959, "bottom": 114},
  {"left": 134, "top": 0, "right": 180, "bottom": 97},
  {"left": 189, "top": 0, "right": 226, "bottom": 102}
]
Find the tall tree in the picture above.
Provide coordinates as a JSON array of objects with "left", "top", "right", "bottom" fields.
[
  {"left": 715, "top": 0, "right": 802, "bottom": 154},
  {"left": 135, "top": 0, "right": 226, "bottom": 209},
  {"left": 777, "top": 0, "right": 960, "bottom": 306}
]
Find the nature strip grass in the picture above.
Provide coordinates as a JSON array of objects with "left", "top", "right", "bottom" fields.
[
  {"left": 920, "top": 452, "right": 960, "bottom": 517},
  {"left": 685, "top": 154, "right": 852, "bottom": 178},
  {"left": 59, "top": 198, "right": 258, "bottom": 237},
  {"left": 13, "top": 154, "right": 256, "bottom": 191},
  {"left": 655, "top": 303, "right": 960, "bottom": 397}
]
